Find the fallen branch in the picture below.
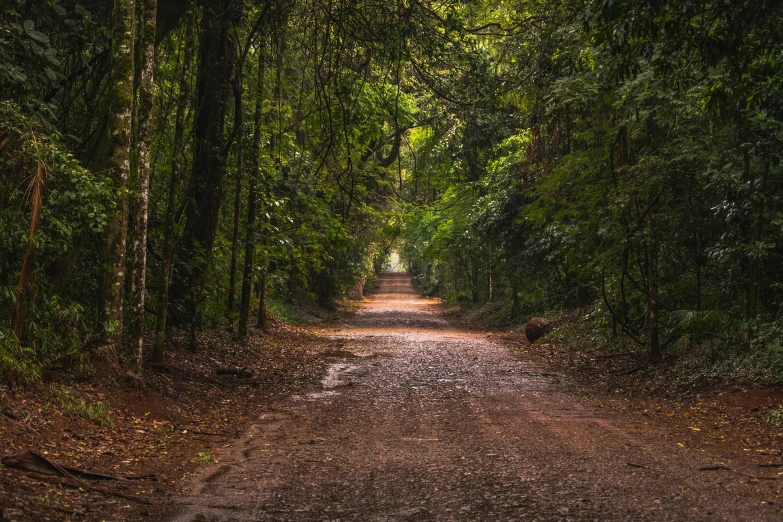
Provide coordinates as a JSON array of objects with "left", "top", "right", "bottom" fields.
[
  {"left": 216, "top": 367, "right": 253, "bottom": 378},
  {"left": 1, "top": 406, "right": 20, "bottom": 421},
  {"left": 699, "top": 464, "right": 778, "bottom": 480},
  {"left": 2, "top": 450, "right": 154, "bottom": 481},
  {"left": 144, "top": 361, "right": 235, "bottom": 389},
  {"left": 759, "top": 463, "right": 783, "bottom": 468},
  {"left": 46, "top": 475, "right": 153, "bottom": 505}
]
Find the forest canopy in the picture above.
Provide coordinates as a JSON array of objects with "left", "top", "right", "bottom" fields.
[{"left": 2, "top": 0, "right": 783, "bottom": 385}]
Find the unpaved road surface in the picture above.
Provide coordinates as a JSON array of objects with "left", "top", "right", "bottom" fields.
[{"left": 165, "top": 273, "right": 781, "bottom": 521}]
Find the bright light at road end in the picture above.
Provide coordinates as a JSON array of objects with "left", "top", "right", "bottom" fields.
[{"left": 387, "top": 251, "right": 407, "bottom": 272}]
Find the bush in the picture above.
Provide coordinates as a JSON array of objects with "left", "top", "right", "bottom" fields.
[{"left": 0, "top": 330, "right": 41, "bottom": 388}]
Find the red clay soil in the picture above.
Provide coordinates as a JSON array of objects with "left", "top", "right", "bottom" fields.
[
  {"left": 0, "top": 325, "right": 327, "bottom": 521},
  {"left": 1, "top": 274, "right": 780, "bottom": 520},
  {"left": 149, "top": 273, "right": 781, "bottom": 521}
]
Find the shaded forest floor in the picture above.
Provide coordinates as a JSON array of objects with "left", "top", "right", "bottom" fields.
[
  {"left": 489, "top": 330, "right": 783, "bottom": 470},
  {"left": 0, "top": 297, "right": 781, "bottom": 521},
  {"left": 459, "top": 305, "right": 783, "bottom": 490},
  {"left": 0, "top": 318, "right": 338, "bottom": 521}
]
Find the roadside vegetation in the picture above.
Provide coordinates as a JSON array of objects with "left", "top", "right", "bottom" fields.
[{"left": 396, "top": 1, "right": 783, "bottom": 388}]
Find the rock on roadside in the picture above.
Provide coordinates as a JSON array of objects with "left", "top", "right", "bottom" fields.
[{"left": 525, "top": 317, "right": 554, "bottom": 343}]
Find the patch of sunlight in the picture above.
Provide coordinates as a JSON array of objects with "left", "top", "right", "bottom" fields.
[{"left": 386, "top": 251, "right": 407, "bottom": 272}]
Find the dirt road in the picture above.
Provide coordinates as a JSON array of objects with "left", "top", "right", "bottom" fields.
[{"left": 165, "top": 273, "right": 781, "bottom": 521}]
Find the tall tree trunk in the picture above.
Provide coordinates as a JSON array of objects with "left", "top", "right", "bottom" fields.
[
  {"left": 11, "top": 159, "right": 44, "bottom": 346},
  {"left": 646, "top": 113, "right": 660, "bottom": 361},
  {"left": 747, "top": 159, "right": 769, "bottom": 322},
  {"left": 177, "top": 0, "right": 236, "bottom": 332},
  {"left": 102, "top": 0, "right": 136, "bottom": 350},
  {"left": 152, "top": 0, "right": 196, "bottom": 363},
  {"left": 255, "top": 12, "right": 285, "bottom": 332},
  {"left": 647, "top": 194, "right": 660, "bottom": 360},
  {"left": 226, "top": 75, "right": 243, "bottom": 326},
  {"left": 240, "top": 42, "right": 265, "bottom": 337},
  {"left": 126, "top": 0, "right": 157, "bottom": 378}
]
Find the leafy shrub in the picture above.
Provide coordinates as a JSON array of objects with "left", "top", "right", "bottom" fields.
[
  {"left": 50, "top": 385, "right": 113, "bottom": 427},
  {"left": 0, "top": 330, "right": 42, "bottom": 388}
]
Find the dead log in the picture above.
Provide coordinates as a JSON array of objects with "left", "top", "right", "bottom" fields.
[{"left": 216, "top": 367, "right": 253, "bottom": 378}]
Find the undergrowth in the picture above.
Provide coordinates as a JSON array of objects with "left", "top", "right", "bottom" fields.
[
  {"left": 770, "top": 407, "right": 783, "bottom": 427},
  {"left": 545, "top": 312, "right": 783, "bottom": 389},
  {"left": 267, "top": 297, "right": 335, "bottom": 325},
  {"left": 49, "top": 385, "right": 113, "bottom": 427},
  {"left": 458, "top": 296, "right": 783, "bottom": 390}
]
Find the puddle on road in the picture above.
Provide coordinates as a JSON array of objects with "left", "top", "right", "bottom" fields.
[
  {"left": 291, "top": 362, "right": 359, "bottom": 401},
  {"left": 322, "top": 363, "right": 357, "bottom": 388}
]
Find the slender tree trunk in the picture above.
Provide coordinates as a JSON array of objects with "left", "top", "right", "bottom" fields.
[
  {"left": 256, "top": 270, "right": 267, "bottom": 330},
  {"left": 11, "top": 160, "right": 44, "bottom": 345},
  {"left": 240, "top": 42, "right": 265, "bottom": 337},
  {"left": 227, "top": 88, "right": 243, "bottom": 326},
  {"left": 647, "top": 195, "right": 660, "bottom": 360},
  {"left": 487, "top": 244, "right": 493, "bottom": 302},
  {"left": 152, "top": 0, "right": 196, "bottom": 363},
  {"left": 102, "top": 0, "right": 136, "bottom": 350},
  {"left": 645, "top": 113, "right": 661, "bottom": 360},
  {"left": 747, "top": 159, "right": 769, "bottom": 321},
  {"left": 126, "top": 0, "right": 157, "bottom": 378}
]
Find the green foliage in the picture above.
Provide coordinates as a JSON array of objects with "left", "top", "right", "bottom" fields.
[
  {"left": 396, "top": 0, "right": 783, "bottom": 373},
  {"left": 769, "top": 408, "right": 783, "bottom": 428},
  {"left": 50, "top": 385, "right": 114, "bottom": 427},
  {"left": 0, "top": 331, "right": 42, "bottom": 388},
  {"left": 193, "top": 452, "right": 212, "bottom": 463}
]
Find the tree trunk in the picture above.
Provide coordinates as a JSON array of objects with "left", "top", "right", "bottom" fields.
[
  {"left": 256, "top": 270, "right": 267, "bottom": 330},
  {"left": 102, "top": 0, "right": 136, "bottom": 350},
  {"left": 647, "top": 195, "right": 660, "bottom": 360},
  {"left": 239, "top": 42, "right": 265, "bottom": 338},
  {"left": 126, "top": 0, "right": 157, "bottom": 377},
  {"left": 226, "top": 80, "right": 243, "bottom": 326},
  {"left": 747, "top": 159, "right": 768, "bottom": 322},
  {"left": 177, "top": 0, "right": 236, "bottom": 329},
  {"left": 152, "top": 0, "right": 196, "bottom": 363},
  {"left": 11, "top": 160, "right": 44, "bottom": 345},
  {"left": 255, "top": 14, "right": 284, "bottom": 332},
  {"left": 487, "top": 244, "right": 493, "bottom": 302},
  {"left": 646, "top": 113, "right": 661, "bottom": 361}
]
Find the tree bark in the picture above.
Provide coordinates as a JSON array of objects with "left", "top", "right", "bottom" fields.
[
  {"left": 11, "top": 160, "right": 44, "bottom": 345},
  {"left": 102, "top": 0, "right": 136, "bottom": 350},
  {"left": 256, "top": 270, "right": 267, "bottom": 330},
  {"left": 152, "top": 0, "right": 196, "bottom": 363},
  {"left": 126, "top": 0, "right": 158, "bottom": 377},
  {"left": 647, "top": 193, "right": 660, "bottom": 360},
  {"left": 176, "top": 0, "right": 237, "bottom": 329},
  {"left": 646, "top": 113, "right": 660, "bottom": 360},
  {"left": 227, "top": 73, "right": 243, "bottom": 326},
  {"left": 240, "top": 41, "right": 265, "bottom": 337}
]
